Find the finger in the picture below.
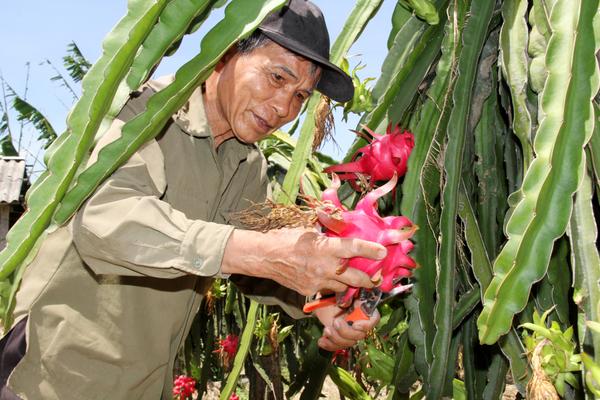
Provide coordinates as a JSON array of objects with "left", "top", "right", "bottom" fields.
[
  {"left": 333, "top": 318, "right": 367, "bottom": 341},
  {"left": 317, "top": 280, "right": 348, "bottom": 294},
  {"left": 323, "top": 326, "right": 357, "bottom": 349},
  {"left": 318, "top": 336, "right": 342, "bottom": 352},
  {"left": 335, "top": 257, "right": 349, "bottom": 274},
  {"left": 338, "top": 237, "right": 388, "bottom": 260},
  {"left": 334, "top": 267, "right": 374, "bottom": 289}
]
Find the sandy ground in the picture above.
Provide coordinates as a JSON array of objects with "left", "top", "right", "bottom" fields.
[
  {"left": 202, "top": 376, "right": 363, "bottom": 399},
  {"left": 202, "top": 379, "right": 521, "bottom": 399}
]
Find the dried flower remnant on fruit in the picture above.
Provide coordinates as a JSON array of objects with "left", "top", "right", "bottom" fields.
[
  {"left": 316, "top": 173, "right": 417, "bottom": 306},
  {"left": 325, "top": 124, "right": 415, "bottom": 189}
]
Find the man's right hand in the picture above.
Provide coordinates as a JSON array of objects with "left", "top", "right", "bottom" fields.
[{"left": 221, "top": 227, "right": 387, "bottom": 296}]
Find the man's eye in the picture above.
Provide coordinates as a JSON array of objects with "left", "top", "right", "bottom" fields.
[
  {"left": 271, "top": 73, "right": 284, "bottom": 82},
  {"left": 296, "top": 92, "right": 306, "bottom": 101}
]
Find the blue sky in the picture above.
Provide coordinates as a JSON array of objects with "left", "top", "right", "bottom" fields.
[{"left": 0, "top": 1, "right": 396, "bottom": 177}]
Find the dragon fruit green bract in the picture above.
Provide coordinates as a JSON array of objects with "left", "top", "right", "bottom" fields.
[
  {"left": 317, "top": 173, "right": 417, "bottom": 306},
  {"left": 324, "top": 124, "right": 415, "bottom": 186}
]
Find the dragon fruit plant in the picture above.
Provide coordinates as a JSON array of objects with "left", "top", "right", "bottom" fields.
[
  {"left": 324, "top": 124, "right": 414, "bottom": 188},
  {"left": 315, "top": 173, "right": 417, "bottom": 306}
]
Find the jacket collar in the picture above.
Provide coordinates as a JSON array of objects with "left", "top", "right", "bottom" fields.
[
  {"left": 145, "top": 75, "right": 259, "bottom": 160},
  {"left": 145, "top": 75, "right": 210, "bottom": 138}
]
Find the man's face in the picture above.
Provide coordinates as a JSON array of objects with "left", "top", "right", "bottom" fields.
[{"left": 215, "top": 41, "right": 320, "bottom": 144}]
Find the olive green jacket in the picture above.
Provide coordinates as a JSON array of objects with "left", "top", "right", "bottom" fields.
[{"left": 6, "top": 76, "right": 305, "bottom": 400}]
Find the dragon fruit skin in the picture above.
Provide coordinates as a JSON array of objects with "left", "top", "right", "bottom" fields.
[
  {"left": 317, "top": 174, "right": 417, "bottom": 305},
  {"left": 324, "top": 125, "right": 415, "bottom": 183}
]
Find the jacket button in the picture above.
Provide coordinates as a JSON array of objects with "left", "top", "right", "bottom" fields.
[{"left": 193, "top": 258, "right": 203, "bottom": 268}]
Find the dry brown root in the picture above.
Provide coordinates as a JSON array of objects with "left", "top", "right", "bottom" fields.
[
  {"left": 312, "top": 96, "right": 335, "bottom": 151},
  {"left": 231, "top": 198, "right": 343, "bottom": 233}
]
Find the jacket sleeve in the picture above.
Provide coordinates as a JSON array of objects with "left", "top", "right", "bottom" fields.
[
  {"left": 226, "top": 154, "right": 308, "bottom": 319},
  {"left": 71, "top": 96, "right": 232, "bottom": 279}
]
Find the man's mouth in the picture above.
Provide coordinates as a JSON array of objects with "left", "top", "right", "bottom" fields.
[{"left": 253, "top": 113, "right": 273, "bottom": 132}]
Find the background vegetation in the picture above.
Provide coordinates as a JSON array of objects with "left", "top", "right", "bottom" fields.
[{"left": 1, "top": 0, "right": 599, "bottom": 398}]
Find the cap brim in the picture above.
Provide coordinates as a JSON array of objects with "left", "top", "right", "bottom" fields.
[{"left": 259, "top": 28, "right": 354, "bottom": 103}]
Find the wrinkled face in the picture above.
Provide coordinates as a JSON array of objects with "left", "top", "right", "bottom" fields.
[{"left": 215, "top": 41, "right": 320, "bottom": 144}]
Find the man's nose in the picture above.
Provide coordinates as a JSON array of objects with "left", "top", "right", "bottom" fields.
[{"left": 271, "top": 89, "right": 294, "bottom": 120}]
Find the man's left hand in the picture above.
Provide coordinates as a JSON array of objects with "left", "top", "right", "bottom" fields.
[{"left": 312, "top": 300, "right": 380, "bottom": 351}]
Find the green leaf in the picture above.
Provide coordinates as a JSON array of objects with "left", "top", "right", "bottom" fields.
[
  {"left": 347, "top": 5, "right": 446, "bottom": 157},
  {"left": 500, "top": 0, "right": 533, "bottom": 168},
  {"left": 460, "top": 317, "right": 484, "bottom": 400},
  {"left": 96, "top": 0, "right": 220, "bottom": 142},
  {"left": 328, "top": 366, "right": 373, "bottom": 400},
  {"left": 589, "top": 103, "right": 600, "bottom": 192},
  {"left": 473, "top": 65, "right": 508, "bottom": 258},
  {"left": 299, "top": 343, "right": 330, "bottom": 399},
  {"left": 482, "top": 353, "right": 510, "bottom": 400},
  {"left": 277, "top": 324, "right": 293, "bottom": 343},
  {"left": 362, "top": 343, "right": 394, "bottom": 385},
  {"left": 478, "top": 0, "right": 600, "bottom": 345},
  {"left": 402, "top": 0, "right": 439, "bottom": 25},
  {"left": 587, "top": 321, "right": 600, "bottom": 335},
  {"left": 428, "top": 1, "right": 496, "bottom": 398},
  {"left": 535, "top": 238, "right": 571, "bottom": 327},
  {"left": 54, "top": 0, "right": 285, "bottom": 224},
  {"left": 0, "top": 135, "right": 18, "bottom": 157},
  {"left": 0, "top": 100, "right": 11, "bottom": 138},
  {"left": 387, "top": 1, "right": 414, "bottom": 50},
  {"left": 452, "top": 288, "right": 480, "bottom": 330},
  {"left": 528, "top": 0, "right": 549, "bottom": 95},
  {"left": 390, "top": 332, "right": 419, "bottom": 394},
  {"left": 7, "top": 87, "right": 57, "bottom": 149},
  {"left": 344, "top": 0, "right": 447, "bottom": 162},
  {"left": 372, "top": 11, "right": 427, "bottom": 102},
  {"left": 401, "top": 0, "right": 456, "bottom": 384},
  {"left": 0, "top": 0, "right": 169, "bottom": 288},
  {"left": 220, "top": 300, "right": 259, "bottom": 400},
  {"left": 63, "top": 41, "right": 92, "bottom": 83},
  {"left": 569, "top": 169, "right": 600, "bottom": 362},
  {"left": 457, "top": 187, "right": 530, "bottom": 392},
  {"left": 582, "top": 352, "right": 600, "bottom": 396}
]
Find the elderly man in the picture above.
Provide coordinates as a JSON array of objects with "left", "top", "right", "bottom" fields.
[{"left": 0, "top": 1, "right": 385, "bottom": 399}]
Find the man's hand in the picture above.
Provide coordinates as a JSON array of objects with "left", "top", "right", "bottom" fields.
[
  {"left": 221, "top": 227, "right": 387, "bottom": 296},
  {"left": 313, "top": 299, "right": 380, "bottom": 351}
]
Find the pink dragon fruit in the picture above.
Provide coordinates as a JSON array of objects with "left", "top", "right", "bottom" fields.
[
  {"left": 324, "top": 124, "right": 414, "bottom": 187},
  {"left": 316, "top": 173, "right": 417, "bottom": 306},
  {"left": 172, "top": 375, "right": 196, "bottom": 400},
  {"left": 214, "top": 333, "right": 239, "bottom": 369}
]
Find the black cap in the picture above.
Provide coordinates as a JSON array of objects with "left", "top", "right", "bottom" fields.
[{"left": 258, "top": 0, "right": 354, "bottom": 102}]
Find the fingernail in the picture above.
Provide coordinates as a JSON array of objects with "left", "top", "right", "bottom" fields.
[{"left": 377, "top": 248, "right": 387, "bottom": 259}]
